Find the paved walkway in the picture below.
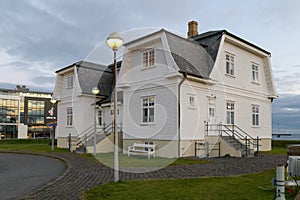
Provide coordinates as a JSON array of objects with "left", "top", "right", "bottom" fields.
[
  {"left": 5, "top": 151, "right": 285, "bottom": 200},
  {"left": 0, "top": 153, "right": 65, "bottom": 200}
]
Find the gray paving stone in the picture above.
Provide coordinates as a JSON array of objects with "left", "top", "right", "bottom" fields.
[{"left": 11, "top": 152, "right": 285, "bottom": 200}]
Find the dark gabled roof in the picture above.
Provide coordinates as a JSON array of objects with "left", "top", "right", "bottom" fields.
[
  {"left": 98, "top": 91, "right": 123, "bottom": 105},
  {"left": 192, "top": 31, "right": 223, "bottom": 64},
  {"left": 165, "top": 31, "right": 214, "bottom": 78},
  {"left": 192, "top": 30, "right": 271, "bottom": 56},
  {"left": 75, "top": 61, "right": 114, "bottom": 97}
]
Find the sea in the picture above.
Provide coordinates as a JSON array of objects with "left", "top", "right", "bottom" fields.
[{"left": 272, "top": 129, "right": 300, "bottom": 141}]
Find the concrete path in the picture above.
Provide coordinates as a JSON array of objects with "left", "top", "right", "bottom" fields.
[
  {"left": 0, "top": 153, "right": 65, "bottom": 200},
  {"left": 15, "top": 152, "right": 286, "bottom": 200}
]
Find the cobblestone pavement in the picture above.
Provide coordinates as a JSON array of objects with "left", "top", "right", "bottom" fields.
[{"left": 16, "top": 152, "right": 286, "bottom": 200}]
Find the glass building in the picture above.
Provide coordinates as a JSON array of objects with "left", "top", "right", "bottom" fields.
[{"left": 0, "top": 85, "right": 57, "bottom": 139}]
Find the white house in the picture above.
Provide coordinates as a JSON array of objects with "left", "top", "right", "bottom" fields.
[
  {"left": 54, "top": 21, "right": 277, "bottom": 158},
  {"left": 53, "top": 61, "right": 123, "bottom": 152}
]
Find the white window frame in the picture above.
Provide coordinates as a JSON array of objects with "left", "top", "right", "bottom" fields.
[
  {"left": 251, "top": 63, "right": 259, "bottom": 83},
  {"left": 66, "top": 107, "right": 73, "bottom": 127},
  {"left": 226, "top": 101, "right": 235, "bottom": 125},
  {"left": 252, "top": 105, "right": 259, "bottom": 126},
  {"left": 66, "top": 75, "right": 74, "bottom": 88},
  {"left": 225, "top": 53, "right": 234, "bottom": 76},
  {"left": 141, "top": 96, "right": 155, "bottom": 124},
  {"left": 142, "top": 49, "right": 155, "bottom": 68}
]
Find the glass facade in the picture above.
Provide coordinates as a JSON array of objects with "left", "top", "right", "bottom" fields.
[
  {"left": 0, "top": 99, "right": 19, "bottom": 123},
  {"left": 0, "top": 86, "right": 55, "bottom": 139},
  {"left": 27, "top": 100, "right": 45, "bottom": 124}
]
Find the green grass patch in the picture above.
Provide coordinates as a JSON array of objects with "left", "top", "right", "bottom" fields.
[
  {"left": 95, "top": 153, "right": 211, "bottom": 168},
  {"left": 260, "top": 146, "right": 287, "bottom": 155},
  {"left": 85, "top": 170, "right": 295, "bottom": 200},
  {"left": 272, "top": 140, "right": 300, "bottom": 148},
  {"left": 0, "top": 139, "right": 68, "bottom": 152}
]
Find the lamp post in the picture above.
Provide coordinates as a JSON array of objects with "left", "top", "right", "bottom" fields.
[
  {"left": 106, "top": 32, "right": 123, "bottom": 182},
  {"left": 50, "top": 96, "right": 57, "bottom": 151},
  {"left": 92, "top": 87, "right": 100, "bottom": 156}
]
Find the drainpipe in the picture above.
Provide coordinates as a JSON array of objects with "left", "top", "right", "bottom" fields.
[{"left": 178, "top": 72, "right": 187, "bottom": 158}]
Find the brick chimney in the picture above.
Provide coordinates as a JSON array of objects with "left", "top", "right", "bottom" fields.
[{"left": 187, "top": 21, "right": 198, "bottom": 38}]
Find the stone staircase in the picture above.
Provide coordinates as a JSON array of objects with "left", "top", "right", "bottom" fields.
[
  {"left": 205, "top": 123, "right": 260, "bottom": 158},
  {"left": 74, "top": 122, "right": 121, "bottom": 154},
  {"left": 75, "top": 133, "right": 110, "bottom": 154},
  {"left": 221, "top": 136, "right": 254, "bottom": 157}
]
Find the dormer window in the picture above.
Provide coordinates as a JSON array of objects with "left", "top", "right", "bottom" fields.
[{"left": 143, "top": 49, "right": 155, "bottom": 67}]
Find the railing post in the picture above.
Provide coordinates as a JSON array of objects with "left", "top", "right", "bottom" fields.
[
  {"left": 218, "top": 142, "right": 221, "bottom": 157},
  {"left": 245, "top": 136, "right": 248, "bottom": 157},
  {"left": 206, "top": 121, "right": 209, "bottom": 136},
  {"left": 84, "top": 133, "right": 87, "bottom": 154},
  {"left": 195, "top": 141, "right": 197, "bottom": 156},
  {"left": 256, "top": 136, "right": 259, "bottom": 157},
  {"left": 232, "top": 125, "right": 235, "bottom": 138},
  {"left": 219, "top": 122, "right": 222, "bottom": 137},
  {"left": 68, "top": 133, "right": 71, "bottom": 152},
  {"left": 120, "top": 121, "right": 123, "bottom": 133}
]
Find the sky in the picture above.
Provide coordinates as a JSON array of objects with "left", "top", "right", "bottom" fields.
[{"left": 0, "top": 0, "right": 299, "bottom": 130}]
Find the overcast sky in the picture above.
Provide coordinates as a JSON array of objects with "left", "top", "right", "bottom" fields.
[{"left": 0, "top": 0, "right": 299, "bottom": 130}]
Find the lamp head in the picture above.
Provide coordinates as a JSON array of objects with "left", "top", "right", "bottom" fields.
[
  {"left": 50, "top": 96, "right": 57, "bottom": 104},
  {"left": 106, "top": 32, "right": 124, "bottom": 50},
  {"left": 92, "top": 87, "right": 100, "bottom": 95}
]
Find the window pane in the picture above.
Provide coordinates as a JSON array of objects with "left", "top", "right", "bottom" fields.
[{"left": 149, "top": 108, "right": 154, "bottom": 122}]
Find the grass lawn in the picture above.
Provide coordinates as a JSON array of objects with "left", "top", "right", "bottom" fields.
[
  {"left": 260, "top": 146, "right": 287, "bottom": 155},
  {"left": 95, "top": 153, "right": 211, "bottom": 168},
  {"left": 84, "top": 170, "right": 295, "bottom": 200},
  {"left": 0, "top": 139, "right": 68, "bottom": 152}
]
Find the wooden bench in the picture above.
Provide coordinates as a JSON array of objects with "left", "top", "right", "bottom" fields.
[{"left": 128, "top": 143, "right": 156, "bottom": 159}]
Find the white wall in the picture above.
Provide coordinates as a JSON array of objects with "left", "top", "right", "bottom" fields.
[
  {"left": 123, "top": 83, "right": 178, "bottom": 141},
  {"left": 207, "top": 37, "right": 273, "bottom": 139},
  {"left": 180, "top": 81, "right": 210, "bottom": 140}
]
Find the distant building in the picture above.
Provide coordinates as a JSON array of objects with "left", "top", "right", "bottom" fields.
[{"left": 0, "top": 85, "right": 57, "bottom": 139}]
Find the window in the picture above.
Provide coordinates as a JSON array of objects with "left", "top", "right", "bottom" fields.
[
  {"left": 252, "top": 105, "right": 259, "bottom": 126},
  {"left": 66, "top": 108, "right": 73, "bottom": 126},
  {"left": 0, "top": 99, "right": 19, "bottom": 124},
  {"left": 143, "top": 49, "right": 155, "bottom": 67},
  {"left": 188, "top": 96, "right": 195, "bottom": 107},
  {"left": 142, "top": 97, "right": 155, "bottom": 123},
  {"left": 226, "top": 102, "right": 235, "bottom": 124},
  {"left": 209, "top": 107, "right": 215, "bottom": 118},
  {"left": 27, "top": 100, "right": 45, "bottom": 124},
  {"left": 252, "top": 64, "right": 259, "bottom": 83},
  {"left": 226, "top": 54, "right": 234, "bottom": 75},
  {"left": 98, "top": 110, "right": 102, "bottom": 126},
  {"left": 67, "top": 75, "right": 74, "bottom": 88}
]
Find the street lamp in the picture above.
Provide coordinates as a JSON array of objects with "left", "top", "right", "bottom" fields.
[
  {"left": 92, "top": 86, "right": 100, "bottom": 156},
  {"left": 50, "top": 96, "right": 57, "bottom": 151},
  {"left": 106, "top": 32, "right": 123, "bottom": 182}
]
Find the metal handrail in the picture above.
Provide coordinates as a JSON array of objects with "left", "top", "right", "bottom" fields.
[
  {"left": 76, "top": 121, "right": 123, "bottom": 146},
  {"left": 206, "top": 123, "right": 261, "bottom": 154}
]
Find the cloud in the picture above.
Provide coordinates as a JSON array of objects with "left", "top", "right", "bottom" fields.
[{"left": 273, "top": 94, "right": 300, "bottom": 129}]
